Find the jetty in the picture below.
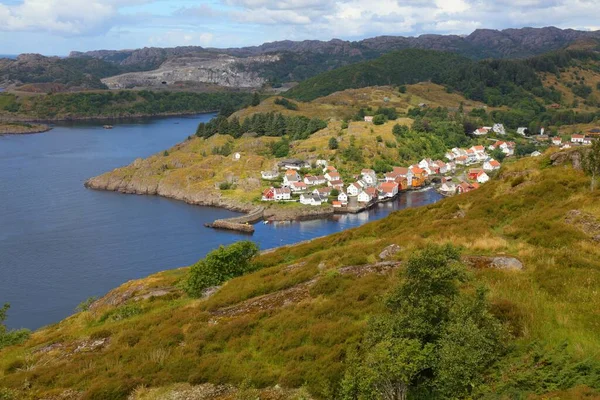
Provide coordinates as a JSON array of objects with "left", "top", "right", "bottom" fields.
[{"left": 205, "top": 206, "right": 264, "bottom": 234}]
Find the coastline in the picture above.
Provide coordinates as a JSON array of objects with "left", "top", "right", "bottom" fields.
[
  {"left": 0, "top": 110, "right": 218, "bottom": 124},
  {"left": 0, "top": 122, "right": 52, "bottom": 135},
  {"left": 84, "top": 175, "right": 336, "bottom": 223}
]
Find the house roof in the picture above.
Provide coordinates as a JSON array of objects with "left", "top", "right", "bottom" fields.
[
  {"left": 472, "top": 145, "right": 485, "bottom": 152},
  {"left": 393, "top": 167, "right": 409, "bottom": 175},
  {"left": 316, "top": 187, "right": 331, "bottom": 194},
  {"left": 411, "top": 166, "right": 425, "bottom": 174},
  {"left": 361, "top": 169, "right": 375, "bottom": 174},
  {"left": 332, "top": 201, "right": 342, "bottom": 206},
  {"left": 365, "top": 187, "right": 378, "bottom": 196},
  {"left": 292, "top": 182, "right": 307, "bottom": 188},
  {"left": 572, "top": 134, "right": 585, "bottom": 139},
  {"left": 489, "top": 160, "right": 501, "bottom": 167},
  {"left": 274, "top": 188, "right": 290, "bottom": 195},
  {"left": 286, "top": 169, "right": 299, "bottom": 175},
  {"left": 327, "top": 171, "right": 340, "bottom": 177},
  {"left": 379, "top": 182, "right": 398, "bottom": 192},
  {"left": 330, "top": 179, "right": 344, "bottom": 185}
]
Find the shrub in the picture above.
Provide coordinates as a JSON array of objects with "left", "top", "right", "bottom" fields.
[
  {"left": 185, "top": 241, "right": 260, "bottom": 297},
  {"left": 372, "top": 114, "right": 386, "bottom": 125},
  {"left": 328, "top": 137, "right": 339, "bottom": 150},
  {"left": 219, "top": 181, "right": 233, "bottom": 190},
  {"left": 99, "top": 304, "right": 143, "bottom": 323},
  {"left": 76, "top": 296, "right": 98, "bottom": 312}
]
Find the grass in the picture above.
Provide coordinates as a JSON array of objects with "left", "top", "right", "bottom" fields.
[{"left": 1, "top": 150, "right": 600, "bottom": 399}]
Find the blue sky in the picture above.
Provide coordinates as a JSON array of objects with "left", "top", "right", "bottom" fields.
[{"left": 0, "top": 0, "right": 599, "bottom": 55}]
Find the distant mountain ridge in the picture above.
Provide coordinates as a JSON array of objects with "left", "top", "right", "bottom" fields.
[{"left": 70, "top": 26, "right": 600, "bottom": 68}]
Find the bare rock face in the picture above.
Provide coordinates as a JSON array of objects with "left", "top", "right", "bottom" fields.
[
  {"left": 565, "top": 210, "right": 600, "bottom": 242},
  {"left": 463, "top": 256, "right": 524, "bottom": 271},
  {"left": 379, "top": 244, "right": 402, "bottom": 260},
  {"left": 101, "top": 54, "right": 279, "bottom": 89},
  {"left": 550, "top": 149, "right": 588, "bottom": 170}
]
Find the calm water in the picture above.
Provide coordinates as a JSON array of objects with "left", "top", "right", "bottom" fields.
[{"left": 0, "top": 115, "right": 442, "bottom": 330}]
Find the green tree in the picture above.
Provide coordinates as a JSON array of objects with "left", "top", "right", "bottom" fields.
[
  {"left": 342, "top": 245, "right": 507, "bottom": 399},
  {"left": 392, "top": 124, "right": 409, "bottom": 137},
  {"left": 251, "top": 92, "right": 260, "bottom": 107},
  {"left": 582, "top": 139, "right": 600, "bottom": 191},
  {"left": 0, "top": 303, "right": 31, "bottom": 350},
  {"left": 329, "top": 137, "right": 339, "bottom": 150},
  {"left": 373, "top": 114, "right": 387, "bottom": 125},
  {"left": 491, "top": 148, "right": 507, "bottom": 162},
  {"left": 185, "top": 241, "right": 259, "bottom": 297}
]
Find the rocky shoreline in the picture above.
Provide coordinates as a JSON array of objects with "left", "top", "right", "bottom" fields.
[
  {"left": 0, "top": 122, "right": 51, "bottom": 134},
  {"left": 84, "top": 174, "right": 335, "bottom": 223}
]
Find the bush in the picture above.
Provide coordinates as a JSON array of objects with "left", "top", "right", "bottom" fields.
[
  {"left": 186, "top": 241, "right": 260, "bottom": 297},
  {"left": 219, "top": 181, "right": 233, "bottom": 190},
  {"left": 372, "top": 114, "right": 387, "bottom": 125},
  {"left": 90, "top": 329, "right": 112, "bottom": 340},
  {"left": 328, "top": 137, "right": 339, "bottom": 150},
  {"left": 99, "top": 304, "right": 143, "bottom": 323},
  {"left": 76, "top": 296, "right": 98, "bottom": 312},
  {"left": 0, "top": 304, "right": 30, "bottom": 350},
  {"left": 274, "top": 97, "right": 299, "bottom": 110}
]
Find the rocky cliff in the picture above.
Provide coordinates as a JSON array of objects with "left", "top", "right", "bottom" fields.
[{"left": 101, "top": 54, "right": 279, "bottom": 89}]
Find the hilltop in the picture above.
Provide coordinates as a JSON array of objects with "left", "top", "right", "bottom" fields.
[{"left": 1, "top": 148, "right": 599, "bottom": 399}]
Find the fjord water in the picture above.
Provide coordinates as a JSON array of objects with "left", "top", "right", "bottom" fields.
[{"left": 0, "top": 115, "right": 442, "bottom": 330}]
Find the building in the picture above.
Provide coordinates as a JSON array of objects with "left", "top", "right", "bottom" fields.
[
  {"left": 364, "top": 116, "right": 373, "bottom": 123},
  {"left": 551, "top": 137, "right": 562, "bottom": 146},
  {"left": 338, "top": 192, "right": 348, "bottom": 204},
  {"left": 378, "top": 182, "right": 399, "bottom": 199},
  {"left": 283, "top": 170, "right": 301, "bottom": 186},
  {"left": 483, "top": 159, "right": 501, "bottom": 171},
  {"left": 324, "top": 171, "right": 341, "bottom": 182},
  {"left": 262, "top": 187, "right": 291, "bottom": 201},
  {"left": 278, "top": 159, "right": 309, "bottom": 170},
  {"left": 328, "top": 180, "right": 345, "bottom": 190},
  {"left": 440, "top": 178, "right": 456, "bottom": 195},
  {"left": 360, "top": 169, "right": 378, "bottom": 187},
  {"left": 261, "top": 170, "right": 279, "bottom": 180},
  {"left": 300, "top": 193, "right": 322, "bottom": 206},
  {"left": 313, "top": 187, "right": 332, "bottom": 198},
  {"left": 472, "top": 127, "right": 490, "bottom": 136},
  {"left": 517, "top": 127, "right": 528, "bottom": 136},
  {"left": 304, "top": 175, "right": 327, "bottom": 186},
  {"left": 290, "top": 181, "right": 308, "bottom": 192},
  {"left": 492, "top": 123, "right": 506, "bottom": 135},
  {"left": 571, "top": 134, "right": 585, "bottom": 144},
  {"left": 347, "top": 182, "right": 362, "bottom": 196}
]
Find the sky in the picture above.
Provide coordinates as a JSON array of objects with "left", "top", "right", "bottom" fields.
[{"left": 0, "top": 0, "right": 599, "bottom": 55}]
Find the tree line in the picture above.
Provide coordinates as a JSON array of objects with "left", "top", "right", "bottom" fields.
[{"left": 195, "top": 111, "right": 327, "bottom": 140}]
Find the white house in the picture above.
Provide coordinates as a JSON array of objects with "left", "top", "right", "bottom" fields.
[
  {"left": 472, "top": 127, "right": 490, "bottom": 136},
  {"left": 278, "top": 159, "right": 309, "bottom": 170},
  {"left": 583, "top": 137, "right": 593, "bottom": 145},
  {"left": 483, "top": 159, "right": 501, "bottom": 171},
  {"left": 328, "top": 180, "right": 344, "bottom": 190},
  {"left": 440, "top": 178, "right": 456, "bottom": 195},
  {"left": 517, "top": 127, "right": 528, "bottom": 136},
  {"left": 300, "top": 194, "right": 322, "bottom": 206},
  {"left": 316, "top": 159, "right": 328, "bottom": 167},
  {"left": 290, "top": 181, "right": 308, "bottom": 192},
  {"left": 313, "top": 187, "right": 332, "bottom": 199},
  {"left": 361, "top": 169, "right": 378, "bottom": 187},
  {"left": 324, "top": 171, "right": 341, "bottom": 182},
  {"left": 493, "top": 123, "right": 506, "bottom": 135},
  {"left": 571, "top": 134, "right": 585, "bottom": 144},
  {"left": 357, "top": 190, "right": 372, "bottom": 203},
  {"left": 470, "top": 145, "right": 488, "bottom": 162},
  {"left": 347, "top": 182, "right": 362, "bottom": 196},
  {"left": 476, "top": 171, "right": 490, "bottom": 183},
  {"left": 283, "top": 170, "right": 301, "bottom": 186},
  {"left": 304, "top": 175, "right": 327, "bottom": 186},
  {"left": 262, "top": 187, "right": 291, "bottom": 201},
  {"left": 445, "top": 151, "right": 456, "bottom": 161},
  {"left": 261, "top": 170, "right": 279, "bottom": 180},
  {"left": 551, "top": 137, "right": 562, "bottom": 146},
  {"left": 338, "top": 192, "right": 348, "bottom": 204},
  {"left": 364, "top": 116, "right": 373, "bottom": 123}
]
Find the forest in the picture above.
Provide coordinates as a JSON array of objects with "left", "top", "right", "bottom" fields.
[
  {"left": 1, "top": 91, "right": 253, "bottom": 119},
  {"left": 195, "top": 111, "right": 327, "bottom": 141}
]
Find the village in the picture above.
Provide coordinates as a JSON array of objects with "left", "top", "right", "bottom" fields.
[{"left": 259, "top": 121, "right": 598, "bottom": 211}]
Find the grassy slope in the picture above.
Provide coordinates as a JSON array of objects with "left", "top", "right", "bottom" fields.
[{"left": 1, "top": 151, "right": 600, "bottom": 399}]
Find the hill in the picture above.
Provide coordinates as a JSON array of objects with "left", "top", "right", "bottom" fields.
[
  {"left": 3, "top": 27, "right": 600, "bottom": 92},
  {"left": 1, "top": 148, "right": 599, "bottom": 399}
]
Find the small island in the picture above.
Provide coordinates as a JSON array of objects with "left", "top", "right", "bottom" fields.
[{"left": 0, "top": 122, "right": 51, "bottom": 134}]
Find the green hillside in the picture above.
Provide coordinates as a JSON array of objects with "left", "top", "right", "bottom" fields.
[
  {"left": 1, "top": 148, "right": 599, "bottom": 399},
  {"left": 285, "top": 50, "right": 472, "bottom": 102}
]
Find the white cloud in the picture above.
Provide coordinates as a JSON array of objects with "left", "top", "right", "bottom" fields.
[{"left": 148, "top": 30, "right": 214, "bottom": 47}]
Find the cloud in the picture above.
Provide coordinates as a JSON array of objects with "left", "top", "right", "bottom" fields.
[
  {"left": 0, "top": 0, "right": 136, "bottom": 35},
  {"left": 1, "top": 0, "right": 600, "bottom": 54}
]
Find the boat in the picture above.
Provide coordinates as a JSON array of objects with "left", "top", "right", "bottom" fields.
[{"left": 103, "top": 125, "right": 113, "bottom": 129}]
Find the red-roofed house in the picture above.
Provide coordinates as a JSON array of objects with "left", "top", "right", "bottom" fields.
[
  {"left": 483, "top": 159, "right": 501, "bottom": 171},
  {"left": 378, "top": 181, "right": 399, "bottom": 199}
]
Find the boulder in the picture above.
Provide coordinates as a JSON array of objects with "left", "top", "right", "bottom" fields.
[{"left": 379, "top": 244, "right": 402, "bottom": 260}]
